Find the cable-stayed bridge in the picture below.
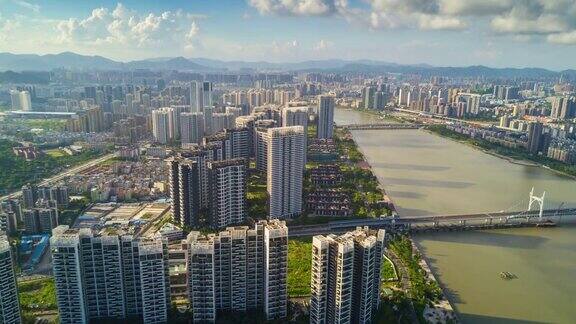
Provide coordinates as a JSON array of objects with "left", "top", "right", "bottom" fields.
[{"left": 290, "top": 189, "right": 575, "bottom": 237}]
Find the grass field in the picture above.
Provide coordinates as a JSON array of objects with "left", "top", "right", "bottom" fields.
[
  {"left": 287, "top": 237, "right": 312, "bottom": 297},
  {"left": 247, "top": 172, "right": 267, "bottom": 219},
  {"left": 44, "top": 149, "right": 66, "bottom": 158},
  {"left": 19, "top": 277, "right": 58, "bottom": 317},
  {"left": 382, "top": 256, "right": 398, "bottom": 281}
]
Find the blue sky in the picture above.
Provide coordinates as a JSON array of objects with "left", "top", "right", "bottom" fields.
[{"left": 1, "top": 0, "right": 576, "bottom": 70}]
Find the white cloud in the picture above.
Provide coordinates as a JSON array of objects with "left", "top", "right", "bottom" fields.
[
  {"left": 489, "top": 4, "right": 570, "bottom": 34},
  {"left": 248, "top": 0, "right": 576, "bottom": 44},
  {"left": 548, "top": 31, "right": 576, "bottom": 45},
  {"left": 10, "top": 0, "right": 40, "bottom": 13},
  {"left": 417, "top": 14, "right": 466, "bottom": 30},
  {"left": 53, "top": 3, "right": 202, "bottom": 54},
  {"left": 0, "top": 19, "right": 20, "bottom": 42},
  {"left": 248, "top": 0, "right": 336, "bottom": 16},
  {"left": 439, "top": 0, "right": 514, "bottom": 16}
]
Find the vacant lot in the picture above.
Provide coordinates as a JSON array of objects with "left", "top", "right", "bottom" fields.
[{"left": 287, "top": 236, "right": 312, "bottom": 297}]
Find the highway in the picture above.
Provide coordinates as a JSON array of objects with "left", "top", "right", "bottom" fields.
[{"left": 0, "top": 152, "right": 118, "bottom": 203}]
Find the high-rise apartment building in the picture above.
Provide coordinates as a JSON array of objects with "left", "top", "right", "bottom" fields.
[
  {"left": 190, "top": 81, "right": 213, "bottom": 113},
  {"left": 51, "top": 226, "right": 171, "bottom": 324},
  {"left": 170, "top": 105, "right": 188, "bottom": 140},
  {"left": 204, "top": 128, "right": 251, "bottom": 161},
  {"left": 204, "top": 106, "right": 214, "bottom": 135},
  {"left": 317, "top": 95, "right": 335, "bottom": 139},
  {"left": 19, "top": 91, "right": 32, "bottom": 111},
  {"left": 456, "top": 93, "right": 481, "bottom": 116},
  {"left": 207, "top": 159, "right": 246, "bottom": 228},
  {"left": 180, "top": 112, "right": 205, "bottom": 145},
  {"left": 186, "top": 220, "right": 288, "bottom": 322},
  {"left": 201, "top": 82, "right": 213, "bottom": 111},
  {"left": 23, "top": 207, "right": 58, "bottom": 234},
  {"left": 168, "top": 146, "right": 221, "bottom": 227},
  {"left": 0, "top": 212, "right": 17, "bottom": 236},
  {"left": 190, "top": 81, "right": 201, "bottom": 113},
  {"left": 178, "top": 160, "right": 202, "bottom": 228},
  {"left": 266, "top": 126, "right": 305, "bottom": 219},
  {"left": 152, "top": 108, "right": 173, "bottom": 144},
  {"left": 255, "top": 120, "right": 277, "bottom": 173},
  {"left": 551, "top": 97, "right": 576, "bottom": 120},
  {"left": 362, "top": 86, "right": 376, "bottom": 109},
  {"left": 168, "top": 158, "right": 182, "bottom": 224},
  {"left": 310, "top": 228, "right": 385, "bottom": 324},
  {"left": 10, "top": 90, "right": 21, "bottom": 110},
  {"left": 0, "top": 234, "right": 21, "bottom": 324},
  {"left": 527, "top": 122, "right": 544, "bottom": 155},
  {"left": 282, "top": 107, "right": 308, "bottom": 129}
]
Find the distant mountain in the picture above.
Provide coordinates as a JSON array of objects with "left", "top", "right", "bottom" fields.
[
  {"left": 0, "top": 52, "right": 442, "bottom": 73},
  {"left": 0, "top": 52, "right": 120, "bottom": 71},
  {"left": 188, "top": 58, "right": 413, "bottom": 71},
  {"left": 0, "top": 52, "right": 212, "bottom": 72},
  {"left": 0, "top": 52, "right": 573, "bottom": 79},
  {"left": 124, "top": 56, "right": 213, "bottom": 71},
  {"left": 328, "top": 63, "right": 565, "bottom": 78}
]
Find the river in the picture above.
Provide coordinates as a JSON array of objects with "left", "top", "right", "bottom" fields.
[{"left": 335, "top": 108, "right": 576, "bottom": 323}]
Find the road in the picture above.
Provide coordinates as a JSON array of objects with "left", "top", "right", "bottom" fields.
[
  {"left": 0, "top": 152, "right": 118, "bottom": 203},
  {"left": 288, "top": 208, "right": 576, "bottom": 237}
]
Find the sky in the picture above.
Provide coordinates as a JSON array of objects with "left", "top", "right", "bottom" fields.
[{"left": 1, "top": 0, "right": 576, "bottom": 70}]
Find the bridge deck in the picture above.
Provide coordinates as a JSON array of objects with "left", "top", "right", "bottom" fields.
[{"left": 288, "top": 208, "right": 576, "bottom": 236}]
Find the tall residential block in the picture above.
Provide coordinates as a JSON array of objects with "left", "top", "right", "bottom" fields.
[
  {"left": 208, "top": 159, "right": 247, "bottom": 229},
  {"left": 168, "top": 149, "right": 216, "bottom": 228},
  {"left": 180, "top": 112, "right": 205, "bottom": 145},
  {"left": 0, "top": 234, "right": 21, "bottom": 324},
  {"left": 310, "top": 228, "right": 385, "bottom": 324},
  {"left": 23, "top": 207, "right": 58, "bottom": 234},
  {"left": 527, "top": 122, "right": 544, "bottom": 155},
  {"left": 317, "top": 95, "right": 335, "bottom": 139},
  {"left": 186, "top": 220, "right": 288, "bottom": 322},
  {"left": 151, "top": 108, "right": 173, "bottom": 144},
  {"left": 266, "top": 126, "right": 305, "bottom": 219},
  {"left": 51, "top": 226, "right": 170, "bottom": 324}
]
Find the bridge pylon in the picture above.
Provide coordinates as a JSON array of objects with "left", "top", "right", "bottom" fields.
[{"left": 528, "top": 187, "right": 546, "bottom": 220}]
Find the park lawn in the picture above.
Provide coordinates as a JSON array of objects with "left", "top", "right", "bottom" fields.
[
  {"left": 19, "top": 277, "right": 58, "bottom": 312},
  {"left": 45, "top": 149, "right": 66, "bottom": 158},
  {"left": 20, "top": 119, "right": 67, "bottom": 132},
  {"left": 382, "top": 256, "right": 398, "bottom": 281},
  {"left": 287, "top": 237, "right": 312, "bottom": 297},
  {"left": 247, "top": 172, "right": 267, "bottom": 219}
]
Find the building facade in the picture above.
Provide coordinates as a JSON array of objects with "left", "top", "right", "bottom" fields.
[
  {"left": 186, "top": 220, "right": 288, "bottom": 322},
  {"left": 310, "top": 228, "right": 386, "bottom": 324},
  {"left": 208, "top": 159, "right": 247, "bottom": 229},
  {"left": 51, "top": 226, "right": 170, "bottom": 324},
  {"left": 317, "top": 95, "right": 335, "bottom": 139},
  {"left": 266, "top": 126, "right": 305, "bottom": 219},
  {"left": 0, "top": 234, "right": 21, "bottom": 324}
]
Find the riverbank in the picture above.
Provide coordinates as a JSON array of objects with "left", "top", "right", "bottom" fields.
[
  {"left": 389, "top": 235, "right": 458, "bottom": 323},
  {"left": 335, "top": 126, "right": 398, "bottom": 216},
  {"left": 425, "top": 125, "right": 576, "bottom": 181}
]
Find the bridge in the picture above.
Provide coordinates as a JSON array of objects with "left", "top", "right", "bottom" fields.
[
  {"left": 338, "top": 123, "right": 420, "bottom": 130},
  {"left": 290, "top": 189, "right": 576, "bottom": 237}
]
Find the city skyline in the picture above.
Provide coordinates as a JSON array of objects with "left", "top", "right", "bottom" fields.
[{"left": 1, "top": 1, "right": 576, "bottom": 70}]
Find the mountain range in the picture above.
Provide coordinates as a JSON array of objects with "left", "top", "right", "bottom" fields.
[{"left": 0, "top": 52, "right": 574, "bottom": 79}]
